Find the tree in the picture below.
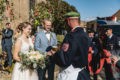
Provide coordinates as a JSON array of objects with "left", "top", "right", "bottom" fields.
[{"left": 32, "top": 0, "right": 78, "bottom": 34}]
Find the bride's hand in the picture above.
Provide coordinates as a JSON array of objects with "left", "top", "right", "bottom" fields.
[{"left": 13, "top": 56, "right": 21, "bottom": 62}]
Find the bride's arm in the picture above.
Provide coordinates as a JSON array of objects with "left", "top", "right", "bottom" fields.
[{"left": 13, "top": 39, "right": 22, "bottom": 62}]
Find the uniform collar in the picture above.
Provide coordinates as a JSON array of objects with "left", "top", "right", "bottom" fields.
[
  {"left": 71, "top": 26, "right": 80, "bottom": 32},
  {"left": 109, "top": 34, "right": 113, "bottom": 39}
]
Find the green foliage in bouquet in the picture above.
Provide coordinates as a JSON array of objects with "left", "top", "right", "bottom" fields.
[
  {"left": 19, "top": 50, "right": 47, "bottom": 71},
  {"left": 19, "top": 52, "right": 30, "bottom": 71}
]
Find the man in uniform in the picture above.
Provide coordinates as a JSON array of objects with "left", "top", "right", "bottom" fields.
[
  {"left": 104, "top": 28, "right": 119, "bottom": 80},
  {"left": 105, "top": 28, "right": 120, "bottom": 55},
  {"left": 49, "top": 12, "right": 90, "bottom": 80}
]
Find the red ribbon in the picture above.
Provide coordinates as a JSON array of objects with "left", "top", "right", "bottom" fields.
[{"left": 88, "top": 47, "right": 112, "bottom": 74}]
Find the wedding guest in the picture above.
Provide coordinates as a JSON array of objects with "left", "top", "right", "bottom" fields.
[
  {"left": 103, "top": 28, "right": 119, "bottom": 80},
  {"left": 1, "top": 22, "right": 13, "bottom": 69},
  {"left": 88, "top": 30, "right": 101, "bottom": 80}
]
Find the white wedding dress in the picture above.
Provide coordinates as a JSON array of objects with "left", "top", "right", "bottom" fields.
[{"left": 11, "top": 37, "right": 38, "bottom": 80}]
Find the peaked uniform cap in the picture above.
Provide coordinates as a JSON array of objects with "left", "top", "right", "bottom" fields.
[
  {"left": 64, "top": 12, "right": 80, "bottom": 18},
  {"left": 87, "top": 30, "right": 95, "bottom": 33},
  {"left": 105, "top": 27, "right": 112, "bottom": 32}
]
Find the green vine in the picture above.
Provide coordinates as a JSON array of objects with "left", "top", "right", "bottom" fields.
[
  {"left": 0, "top": 0, "right": 15, "bottom": 23},
  {"left": 31, "top": 2, "right": 53, "bottom": 27},
  {"left": 0, "top": 0, "right": 6, "bottom": 22}
]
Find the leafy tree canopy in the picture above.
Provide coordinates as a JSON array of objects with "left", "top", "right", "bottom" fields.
[{"left": 31, "top": 0, "right": 78, "bottom": 34}]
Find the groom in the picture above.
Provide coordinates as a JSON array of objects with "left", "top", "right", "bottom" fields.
[
  {"left": 34, "top": 19, "right": 57, "bottom": 80},
  {"left": 49, "top": 12, "right": 90, "bottom": 80}
]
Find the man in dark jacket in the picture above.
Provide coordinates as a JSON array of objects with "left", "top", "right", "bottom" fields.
[
  {"left": 105, "top": 28, "right": 120, "bottom": 55},
  {"left": 88, "top": 30, "right": 101, "bottom": 80},
  {"left": 103, "top": 28, "right": 119, "bottom": 80},
  {"left": 49, "top": 12, "right": 90, "bottom": 80},
  {"left": 1, "top": 22, "right": 13, "bottom": 68}
]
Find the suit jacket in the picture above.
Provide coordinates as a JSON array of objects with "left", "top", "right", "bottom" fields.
[
  {"left": 53, "top": 27, "right": 89, "bottom": 68},
  {"left": 1, "top": 28, "right": 13, "bottom": 47},
  {"left": 34, "top": 30, "right": 57, "bottom": 54},
  {"left": 116, "top": 60, "right": 120, "bottom": 68}
]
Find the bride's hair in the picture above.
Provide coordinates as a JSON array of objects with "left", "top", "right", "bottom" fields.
[{"left": 17, "top": 22, "right": 31, "bottom": 32}]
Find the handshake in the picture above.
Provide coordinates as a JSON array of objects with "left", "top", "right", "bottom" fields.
[{"left": 46, "top": 46, "right": 59, "bottom": 56}]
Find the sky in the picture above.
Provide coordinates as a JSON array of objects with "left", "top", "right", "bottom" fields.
[{"left": 64, "top": 0, "right": 120, "bottom": 21}]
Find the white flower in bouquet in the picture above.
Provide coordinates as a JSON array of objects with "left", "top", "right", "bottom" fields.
[
  {"left": 28, "top": 51, "right": 44, "bottom": 60},
  {"left": 19, "top": 50, "right": 46, "bottom": 71}
]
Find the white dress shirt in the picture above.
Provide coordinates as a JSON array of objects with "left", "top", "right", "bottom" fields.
[
  {"left": 109, "top": 34, "right": 113, "bottom": 39},
  {"left": 44, "top": 30, "right": 51, "bottom": 41}
]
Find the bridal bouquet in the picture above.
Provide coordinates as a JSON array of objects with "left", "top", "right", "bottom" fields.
[{"left": 19, "top": 49, "right": 46, "bottom": 71}]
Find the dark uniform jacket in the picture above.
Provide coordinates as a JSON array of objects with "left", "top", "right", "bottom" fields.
[
  {"left": 89, "top": 37, "right": 101, "bottom": 55},
  {"left": 105, "top": 34, "right": 119, "bottom": 51},
  {"left": 53, "top": 27, "right": 89, "bottom": 68}
]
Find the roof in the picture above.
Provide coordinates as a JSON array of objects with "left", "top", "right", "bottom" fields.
[
  {"left": 112, "top": 9, "right": 120, "bottom": 17},
  {"left": 97, "top": 20, "right": 120, "bottom": 25},
  {"left": 112, "top": 9, "right": 120, "bottom": 20}
]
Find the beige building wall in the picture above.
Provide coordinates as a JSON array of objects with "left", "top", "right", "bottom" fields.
[
  {"left": 80, "top": 21, "right": 87, "bottom": 28},
  {"left": 36, "top": 0, "right": 46, "bottom": 4},
  {"left": 2, "top": 0, "right": 46, "bottom": 29},
  {"left": 12, "top": 0, "right": 30, "bottom": 29}
]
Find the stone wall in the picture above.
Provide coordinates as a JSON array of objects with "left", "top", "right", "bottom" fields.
[
  {"left": 1, "top": 0, "right": 46, "bottom": 30},
  {"left": 12, "top": 0, "right": 30, "bottom": 29}
]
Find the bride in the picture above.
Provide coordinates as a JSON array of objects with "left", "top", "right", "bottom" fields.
[{"left": 11, "top": 22, "right": 38, "bottom": 80}]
